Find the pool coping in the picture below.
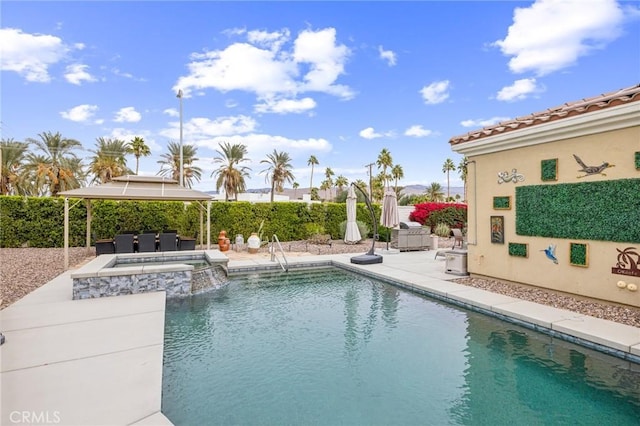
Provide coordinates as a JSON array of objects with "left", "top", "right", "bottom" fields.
[{"left": 1, "top": 251, "right": 639, "bottom": 425}]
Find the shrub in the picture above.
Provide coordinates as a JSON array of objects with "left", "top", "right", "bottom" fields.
[
  {"left": 434, "top": 223, "right": 451, "bottom": 238},
  {"left": 409, "top": 202, "right": 467, "bottom": 228}
]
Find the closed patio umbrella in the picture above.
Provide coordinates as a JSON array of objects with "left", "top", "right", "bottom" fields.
[
  {"left": 380, "top": 187, "right": 399, "bottom": 250},
  {"left": 344, "top": 185, "right": 362, "bottom": 244}
]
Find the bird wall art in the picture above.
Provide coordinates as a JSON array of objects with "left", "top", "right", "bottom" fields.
[
  {"left": 573, "top": 154, "right": 615, "bottom": 178},
  {"left": 541, "top": 244, "right": 558, "bottom": 264}
]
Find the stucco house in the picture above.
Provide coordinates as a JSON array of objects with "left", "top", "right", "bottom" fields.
[{"left": 450, "top": 84, "right": 640, "bottom": 308}]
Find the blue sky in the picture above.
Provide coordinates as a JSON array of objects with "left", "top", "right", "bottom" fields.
[{"left": 2, "top": 0, "right": 639, "bottom": 192}]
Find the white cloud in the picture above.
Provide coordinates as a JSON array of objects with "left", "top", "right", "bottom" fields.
[
  {"left": 420, "top": 80, "right": 450, "bottom": 104},
  {"left": 60, "top": 104, "right": 99, "bottom": 123},
  {"left": 359, "top": 127, "right": 383, "bottom": 139},
  {"left": 64, "top": 63, "right": 97, "bottom": 85},
  {"left": 496, "top": 78, "right": 543, "bottom": 101},
  {"left": 113, "top": 107, "right": 142, "bottom": 123},
  {"left": 174, "top": 26, "right": 353, "bottom": 105},
  {"left": 460, "top": 117, "right": 512, "bottom": 127},
  {"left": 160, "top": 115, "right": 258, "bottom": 141},
  {"left": 163, "top": 108, "right": 179, "bottom": 117},
  {"left": 494, "top": 0, "right": 626, "bottom": 76},
  {"left": 254, "top": 97, "right": 317, "bottom": 114},
  {"left": 0, "top": 28, "right": 70, "bottom": 82},
  {"left": 378, "top": 45, "right": 397, "bottom": 66},
  {"left": 404, "top": 125, "right": 432, "bottom": 137}
]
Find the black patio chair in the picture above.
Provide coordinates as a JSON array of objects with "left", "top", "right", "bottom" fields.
[
  {"left": 114, "top": 233, "right": 135, "bottom": 253},
  {"left": 137, "top": 231, "right": 157, "bottom": 252},
  {"left": 159, "top": 231, "right": 178, "bottom": 252},
  {"left": 95, "top": 238, "right": 115, "bottom": 256},
  {"left": 179, "top": 231, "right": 198, "bottom": 251}
]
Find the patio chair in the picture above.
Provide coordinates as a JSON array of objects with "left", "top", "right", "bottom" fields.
[
  {"left": 137, "top": 231, "right": 157, "bottom": 252},
  {"left": 159, "top": 231, "right": 178, "bottom": 252},
  {"left": 179, "top": 231, "right": 197, "bottom": 251},
  {"left": 95, "top": 238, "right": 115, "bottom": 256},
  {"left": 114, "top": 233, "right": 135, "bottom": 253},
  {"left": 452, "top": 228, "right": 464, "bottom": 248}
]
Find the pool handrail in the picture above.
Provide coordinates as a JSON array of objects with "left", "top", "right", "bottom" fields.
[{"left": 270, "top": 234, "right": 289, "bottom": 272}]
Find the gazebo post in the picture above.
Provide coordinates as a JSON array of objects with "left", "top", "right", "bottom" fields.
[
  {"left": 199, "top": 205, "right": 204, "bottom": 249},
  {"left": 64, "top": 197, "right": 69, "bottom": 270},
  {"left": 207, "top": 201, "right": 211, "bottom": 249},
  {"left": 86, "top": 199, "right": 92, "bottom": 252}
]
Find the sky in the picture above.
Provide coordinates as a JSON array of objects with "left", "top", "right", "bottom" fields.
[{"left": 2, "top": 0, "right": 639, "bottom": 193}]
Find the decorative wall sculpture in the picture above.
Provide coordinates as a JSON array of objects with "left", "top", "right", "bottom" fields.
[
  {"left": 541, "top": 244, "right": 558, "bottom": 264},
  {"left": 612, "top": 247, "right": 640, "bottom": 277},
  {"left": 498, "top": 169, "right": 525, "bottom": 184},
  {"left": 574, "top": 154, "right": 615, "bottom": 178}
]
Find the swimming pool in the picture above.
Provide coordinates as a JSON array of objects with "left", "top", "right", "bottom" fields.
[{"left": 162, "top": 268, "right": 640, "bottom": 425}]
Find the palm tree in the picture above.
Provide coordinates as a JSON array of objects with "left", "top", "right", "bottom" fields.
[
  {"left": 323, "top": 167, "right": 335, "bottom": 200},
  {"left": 24, "top": 131, "right": 83, "bottom": 196},
  {"left": 458, "top": 156, "right": 468, "bottom": 202},
  {"left": 424, "top": 182, "right": 444, "bottom": 202},
  {"left": 157, "top": 141, "right": 202, "bottom": 188},
  {"left": 442, "top": 158, "right": 456, "bottom": 200},
  {"left": 260, "top": 149, "right": 295, "bottom": 202},
  {"left": 335, "top": 175, "right": 348, "bottom": 195},
  {"left": 125, "top": 136, "right": 151, "bottom": 175},
  {"left": 1, "top": 138, "right": 29, "bottom": 195},
  {"left": 376, "top": 148, "right": 393, "bottom": 187},
  {"left": 89, "top": 137, "right": 131, "bottom": 184},
  {"left": 391, "top": 164, "right": 404, "bottom": 194},
  {"left": 292, "top": 181, "right": 299, "bottom": 199},
  {"left": 320, "top": 179, "right": 332, "bottom": 201},
  {"left": 307, "top": 155, "right": 319, "bottom": 195},
  {"left": 211, "top": 141, "right": 251, "bottom": 201}
]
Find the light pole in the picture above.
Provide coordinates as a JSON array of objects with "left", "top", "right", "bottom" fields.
[{"left": 176, "top": 89, "right": 184, "bottom": 186}]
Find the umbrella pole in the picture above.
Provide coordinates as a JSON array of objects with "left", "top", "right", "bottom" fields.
[{"left": 349, "top": 183, "right": 383, "bottom": 264}]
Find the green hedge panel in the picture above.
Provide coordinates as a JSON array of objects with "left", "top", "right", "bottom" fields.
[{"left": 516, "top": 178, "right": 640, "bottom": 243}]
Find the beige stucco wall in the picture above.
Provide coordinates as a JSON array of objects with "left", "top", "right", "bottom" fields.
[{"left": 465, "top": 126, "right": 640, "bottom": 307}]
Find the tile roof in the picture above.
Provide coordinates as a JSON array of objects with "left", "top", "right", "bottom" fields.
[{"left": 449, "top": 83, "right": 640, "bottom": 146}]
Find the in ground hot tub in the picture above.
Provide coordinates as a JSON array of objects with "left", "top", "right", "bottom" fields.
[{"left": 70, "top": 250, "right": 229, "bottom": 299}]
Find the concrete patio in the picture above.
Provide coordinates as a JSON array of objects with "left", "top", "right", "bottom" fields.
[{"left": 1, "top": 250, "right": 639, "bottom": 425}]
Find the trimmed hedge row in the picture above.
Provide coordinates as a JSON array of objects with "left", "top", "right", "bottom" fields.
[{"left": 0, "top": 196, "right": 380, "bottom": 248}]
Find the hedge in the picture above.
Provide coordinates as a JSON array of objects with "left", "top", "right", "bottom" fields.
[
  {"left": 515, "top": 178, "right": 640, "bottom": 243},
  {"left": 0, "top": 196, "right": 380, "bottom": 248}
]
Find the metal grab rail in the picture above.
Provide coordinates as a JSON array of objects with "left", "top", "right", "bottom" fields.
[{"left": 270, "top": 234, "right": 289, "bottom": 272}]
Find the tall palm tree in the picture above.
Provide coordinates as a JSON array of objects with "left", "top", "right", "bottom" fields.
[
  {"left": 24, "top": 131, "right": 83, "bottom": 196},
  {"left": 125, "top": 136, "right": 151, "bottom": 175},
  {"left": 211, "top": 141, "right": 251, "bottom": 201},
  {"left": 307, "top": 155, "right": 319, "bottom": 194},
  {"left": 89, "top": 137, "right": 131, "bottom": 184},
  {"left": 320, "top": 179, "right": 332, "bottom": 201},
  {"left": 260, "top": 149, "right": 295, "bottom": 202},
  {"left": 457, "top": 156, "right": 468, "bottom": 202},
  {"left": 323, "top": 167, "right": 335, "bottom": 200},
  {"left": 376, "top": 148, "right": 393, "bottom": 187},
  {"left": 424, "top": 182, "right": 444, "bottom": 202},
  {"left": 335, "top": 175, "right": 348, "bottom": 194},
  {"left": 1, "top": 138, "right": 29, "bottom": 195},
  {"left": 442, "top": 158, "right": 456, "bottom": 200},
  {"left": 391, "top": 164, "right": 404, "bottom": 194},
  {"left": 292, "top": 181, "right": 299, "bottom": 199},
  {"left": 157, "top": 141, "right": 202, "bottom": 188}
]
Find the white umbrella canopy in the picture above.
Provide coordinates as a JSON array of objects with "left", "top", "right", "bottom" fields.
[
  {"left": 380, "top": 188, "right": 399, "bottom": 249},
  {"left": 344, "top": 185, "right": 362, "bottom": 244},
  {"left": 380, "top": 188, "right": 399, "bottom": 228}
]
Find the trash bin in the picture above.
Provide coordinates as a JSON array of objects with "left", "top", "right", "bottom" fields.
[{"left": 445, "top": 249, "right": 468, "bottom": 276}]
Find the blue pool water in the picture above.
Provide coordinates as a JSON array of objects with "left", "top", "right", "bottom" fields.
[{"left": 162, "top": 268, "right": 640, "bottom": 425}]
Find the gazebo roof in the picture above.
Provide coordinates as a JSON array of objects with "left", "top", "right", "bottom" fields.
[{"left": 59, "top": 175, "right": 214, "bottom": 201}]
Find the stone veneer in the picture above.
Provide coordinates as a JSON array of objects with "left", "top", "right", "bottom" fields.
[{"left": 71, "top": 250, "right": 228, "bottom": 300}]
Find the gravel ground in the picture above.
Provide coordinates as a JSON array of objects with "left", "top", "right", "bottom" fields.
[{"left": 1, "top": 241, "right": 639, "bottom": 328}]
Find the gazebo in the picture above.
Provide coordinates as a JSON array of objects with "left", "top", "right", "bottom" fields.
[{"left": 58, "top": 175, "right": 214, "bottom": 269}]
